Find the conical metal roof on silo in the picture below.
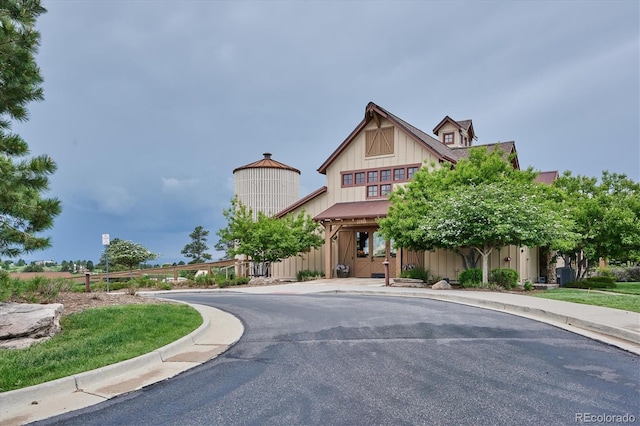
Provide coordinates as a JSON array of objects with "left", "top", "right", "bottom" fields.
[{"left": 233, "top": 153, "right": 300, "bottom": 218}]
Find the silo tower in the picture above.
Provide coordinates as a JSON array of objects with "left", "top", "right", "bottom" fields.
[{"left": 233, "top": 152, "right": 300, "bottom": 219}]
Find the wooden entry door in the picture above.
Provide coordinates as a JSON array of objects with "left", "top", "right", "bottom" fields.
[{"left": 353, "top": 229, "right": 396, "bottom": 278}]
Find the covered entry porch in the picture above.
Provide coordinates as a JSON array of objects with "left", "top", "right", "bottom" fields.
[{"left": 315, "top": 200, "right": 400, "bottom": 279}]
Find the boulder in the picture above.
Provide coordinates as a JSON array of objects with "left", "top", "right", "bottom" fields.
[
  {"left": 431, "top": 280, "right": 452, "bottom": 290},
  {"left": 0, "top": 302, "right": 64, "bottom": 349}
]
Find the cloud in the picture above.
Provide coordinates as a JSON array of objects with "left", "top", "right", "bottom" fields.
[
  {"left": 92, "top": 185, "right": 136, "bottom": 216},
  {"left": 161, "top": 177, "right": 199, "bottom": 193}
]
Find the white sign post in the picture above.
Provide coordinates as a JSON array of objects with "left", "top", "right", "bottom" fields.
[{"left": 102, "top": 234, "right": 110, "bottom": 292}]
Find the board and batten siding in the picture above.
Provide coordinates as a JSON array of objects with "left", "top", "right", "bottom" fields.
[
  {"left": 270, "top": 192, "right": 328, "bottom": 279},
  {"left": 324, "top": 120, "right": 440, "bottom": 205},
  {"left": 270, "top": 115, "right": 540, "bottom": 284}
]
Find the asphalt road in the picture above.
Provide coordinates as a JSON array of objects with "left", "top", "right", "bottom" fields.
[{"left": 36, "top": 294, "right": 639, "bottom": 426}]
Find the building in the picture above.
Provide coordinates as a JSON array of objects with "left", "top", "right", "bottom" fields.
[{"left": 243, "top": 102, "right": 551, "bottom": 283}]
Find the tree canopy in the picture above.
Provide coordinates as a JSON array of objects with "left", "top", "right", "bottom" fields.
[
  {"left": 106, "top": 239, "right": 158, "bottom": 275},
  {"left": 378, "top": 147, "right": 576, "bottom": 283},
  {"left": 216, "top": 199, "right": 324, "bottom": 276},
  {"left": 181, "top": 225, "right": 213, "bottom": 264},
  {"left": 0, "top": 0, "right": 61, "bottom": 257},
  {"left": 554, "top": 171, "right": 640, "bottom": 279}
]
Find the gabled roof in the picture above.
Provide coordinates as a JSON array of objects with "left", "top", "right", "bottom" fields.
[
  {"left": 314, "top": 200, "right": 390, "bottom": 221},
  {"left": 275, "top": 186, "right": 327, "bottom": 218},
  {"left": 433, "top": 116, "right": 476, "bottom": 140},
  {"left": 317, "top": 102, "right": 457, "bottom": 174},
  {"left": 452, "top": 141, "right": 519, "bottom": 169},
  {"left": 534, "top": 170, "right": 559, "bottom": 185},
  {"left": 234, "top": 152, "right": 300, "bottom": 174}
]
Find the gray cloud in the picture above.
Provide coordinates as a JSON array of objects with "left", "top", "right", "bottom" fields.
[{"left": 11, "top": 0, "right": 638, "bottom": 264}]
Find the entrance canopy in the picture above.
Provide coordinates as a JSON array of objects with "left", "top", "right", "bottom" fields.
[{"left": 314, "top": 200, "right": 390, "bottom": 222}]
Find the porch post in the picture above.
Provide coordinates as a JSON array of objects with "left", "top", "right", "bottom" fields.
[{"left": 324, "top": 222, "right": 333, "bottom": 279}]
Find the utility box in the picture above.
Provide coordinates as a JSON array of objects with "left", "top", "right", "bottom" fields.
[{"left": 556, "top": 267, "right": 574, "bottom": 287}]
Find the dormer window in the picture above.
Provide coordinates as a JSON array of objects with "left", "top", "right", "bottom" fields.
[{"left": 443, "top": 132, "right": 454, "bottom": 144}]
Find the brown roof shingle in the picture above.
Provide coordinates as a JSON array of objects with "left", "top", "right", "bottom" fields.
[
  {"left": 314, "top": 200, "right": 390, "bottom": 221},
  {"left": 234, "top": 152, "right": 300, "bottom": 174}
]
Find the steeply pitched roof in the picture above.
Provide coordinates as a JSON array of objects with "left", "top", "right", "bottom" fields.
[
  {"left": 234, "top": 152, "right": 300, "bottom": 174},
  {"left": 534, "top": 170, "right": 559, "bottom": 185},
  {"left": 432, "top": 116, "right": 476, "bottom": 140},
  {"left": 452, "top": 141, "right": 519, "bottom": 169},
  {"left": 317, "top": 102, "right": 457, "bottom": 174}
]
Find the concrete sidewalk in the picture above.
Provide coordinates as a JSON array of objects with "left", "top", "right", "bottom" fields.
[{"left": 1, "top": 279, "right": 638, "bottom": 425}]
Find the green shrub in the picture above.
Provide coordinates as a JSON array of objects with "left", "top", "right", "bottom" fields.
[
  {"left": 566, "top": 279, "right": 616, "bottom": 289},
  {"left": 234, "top": 276, "right": 250, "bottom": 285},
  {"left": 459, "top": 268, "right": 482, "bottom": 288},
  {"left": 586, "top": 275, "right": 616, "bottom": 284},
  {"left": 490, "top": 268, "right": 519, "bottom": 289},
  {"left": 400, "top": 267, "right": 432, "bottom": 283},
  {"left": 609, "top": 267, "right": 630, "bottom": 282},
  {"left": 297, "top": 269, "right": 325, "bottom": 282},
  {"left": 595, "top": 267, "right": 616, "bottom": 281},
  {"left": 523, "top": 280, "right": 534, "bottom": 291},
  {"left": 180, "top": 270, "right": 196, "bottom": 280},
  {"left": 195, "top": 273, "right": 215, "bottom": 285},
  {"left": 628, "top": 266, "right": 640, "bottom": 282}
]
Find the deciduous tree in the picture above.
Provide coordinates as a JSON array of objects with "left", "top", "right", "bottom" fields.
[
  {"left": 554, "top": 171, "right": 640, "bottom": 279},
  {"left": 379, "top": 147, "right": 576, "bottom": 283},
  {"left": 0, "top": 0, "right": 61, "bottom": 257},
  {"left": 107, "top": 239, "right": 158, "bottom": 277},
  {"left": 216, "top": 199, "right": 324, "bottom": 276}
]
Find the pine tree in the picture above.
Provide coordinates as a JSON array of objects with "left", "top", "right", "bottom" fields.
[
  {"left": 181, "top": 226, "right": 212, "bottom": 264},
  {"left": 0, "top": 0, "right": 61, "bottom": 257}
]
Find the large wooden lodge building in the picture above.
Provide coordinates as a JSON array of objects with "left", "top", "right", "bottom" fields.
[{"left": 234, "top": 102, "right": 556, "bottom": 283}]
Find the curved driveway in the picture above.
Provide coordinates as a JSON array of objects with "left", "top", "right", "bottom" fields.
[{"left": 39, "top": 293, "right": 639, "bottom": 425}]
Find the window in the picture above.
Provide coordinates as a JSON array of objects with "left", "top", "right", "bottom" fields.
[
  {"left": 356, "top": 232, "right": 369, "bottom": 258},
  {"left": 407, "top": 167, "right": 419, "bottom": 179},
  {"left": 393, "top": 168, "right": 405, "bottom": 181},
  {"left": 443, "top": 132, "right": 454, "bottom": 144},
  {"left": 365, "top": 127, "right": 394, "bottom": 157},
  {"left": 341, "top": 164, "right": 420, "bottom": 189},
  {"left": 367, "top": 185, "right": 378, "bottom": 197}
]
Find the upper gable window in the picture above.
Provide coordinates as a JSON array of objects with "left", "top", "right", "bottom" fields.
[
  {"left": 365, "top": 127, "right": 394, "bottom": 157},
  {"left": 443, "top": 132, "right": 454, "bottom": 144}
]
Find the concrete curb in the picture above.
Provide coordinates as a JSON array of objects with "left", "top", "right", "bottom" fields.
[
  {"left": 320, "top": 289, "right": 640, "bottom": 353},
  {"left": 0, "top": 303, "right": 244, "bottom": 426}
]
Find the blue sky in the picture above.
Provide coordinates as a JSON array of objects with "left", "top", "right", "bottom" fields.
[{"left": 11, "top": 0, "right": 640, "bottom": 265}]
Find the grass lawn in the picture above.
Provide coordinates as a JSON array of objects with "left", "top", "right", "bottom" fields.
[
  {"left": 532, "top": 284, "right": 640, "bottom": 313},
  {"left": 0, "top": 304, "right": 202, "bottom": 393},
  {"left": 598, "top": 282, "right": 640, "bottom": 295}
]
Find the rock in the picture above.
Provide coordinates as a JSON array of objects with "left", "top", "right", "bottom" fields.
[
  {"left": 0, "top": 302, "right": 64, "bottom": 349},
  {"left": 431, "top": 280, "right": 452, "bottom": 290}
]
